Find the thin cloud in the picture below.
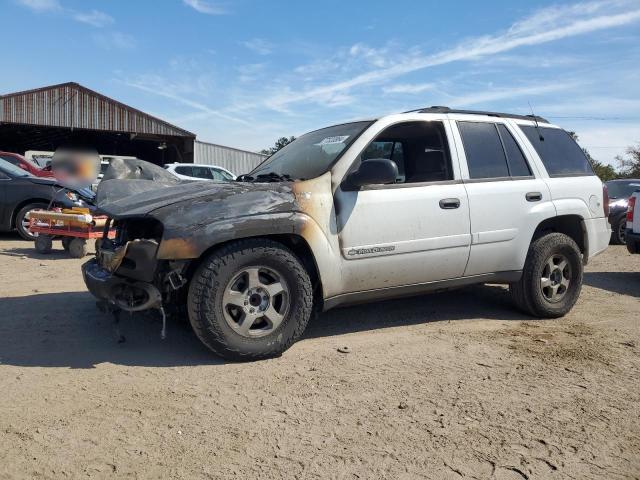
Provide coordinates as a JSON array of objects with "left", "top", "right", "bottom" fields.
[
  {"left": 93, "top": 32, "right": 136, "bottom": 50},
  {"left": 267, "top": 0, "right": 640, "bottom": 109},
  {"left": 383, "top": 83, "right": 436, "bottom": 95},
  {"left": 121, "top": 77, "right": 250, "bottom": 125},
  {"left": 14, "top": 0, "right": 60, "bottom": 12},
  {"left": 447, "top": 83, "right": 580, "bottom": 107},
  {"left": 182, "top": 0, "right": 227, "bottom": 15},
  {"left": 242, "top": 38, "right": 274, "bottom": 55},
  {"left": 73, "top": 9, "right": 114, "bottom": 27}
]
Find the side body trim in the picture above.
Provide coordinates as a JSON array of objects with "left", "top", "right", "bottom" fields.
[{"left": 323, "top": 270, "right": 522, "bottom": 310}]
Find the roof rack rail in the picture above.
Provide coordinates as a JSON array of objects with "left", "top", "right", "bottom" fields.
[{"left": 404, "top": 106, "right": 549, "bottom": 123}]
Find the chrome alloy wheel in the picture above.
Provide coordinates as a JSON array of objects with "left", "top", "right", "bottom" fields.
[
  {"left": 540, "top": 254, "right": 571, "bottom": 303},
  {"left": 222, "top": 266, "right": 290, "bottom": 338}
]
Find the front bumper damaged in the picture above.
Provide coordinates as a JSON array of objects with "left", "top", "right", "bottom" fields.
[{"left": 82, "top": 258, "right": 162, "bottom": 312}]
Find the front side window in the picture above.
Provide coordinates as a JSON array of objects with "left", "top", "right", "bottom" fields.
[
  {"left": 250, "top": 121, "right": 372, "bottom": 180},
  {"left": 458, "top": 122, "right": 509, "bottom": 179},
  {"left": 358, "top": 121, "right": 452, "bottom": 184},
  {"left": 520, "top": 126, "right": 593, "bottom": 176}
]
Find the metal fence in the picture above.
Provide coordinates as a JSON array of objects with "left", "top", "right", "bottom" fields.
[{"left": 194, "top": 141, "right": 267, "bottom": 175}]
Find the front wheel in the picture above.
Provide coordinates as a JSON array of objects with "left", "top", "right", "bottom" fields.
[
  {"left": 15, "top": 202, "right": 48, "bottom": 240},
  {"left": 187, "top": 239, "right": 313, "bottom": 361},
  {"left": 510, "top": 233, "right": 583, "bottom": 318}
]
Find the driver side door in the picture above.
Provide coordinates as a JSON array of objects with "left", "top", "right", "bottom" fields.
[{"left": 334, "top": 119, "right": 471, "bottom": 293}]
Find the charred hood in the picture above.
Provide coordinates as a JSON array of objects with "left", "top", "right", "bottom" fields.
[{"left": 95, "top": 158, "right": 297, "bottom": 219}]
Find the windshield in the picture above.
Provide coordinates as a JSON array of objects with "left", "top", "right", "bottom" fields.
[
  {"left": 250, "top": 121, "right": 372, "bottom": 180},
  {"left": 607, "top": 180, "right": 640, "bottom": 199},
  {"left": 0, "top": 158, "right": 32, "bottom": 177}
]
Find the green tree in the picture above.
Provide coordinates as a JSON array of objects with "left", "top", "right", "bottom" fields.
[
  {"left": 260, "top": 136, "right": 296, "bottom": 156},
  {"left": 568, "top": 131, "right": 618, "bottom": 181},
  {"left": 615, "top": 144, "right": 640, "bottom": 178}
]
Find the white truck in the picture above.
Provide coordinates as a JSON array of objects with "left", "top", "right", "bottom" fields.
[
  {"left": 83, "top": 107, "right": 611, "bottom": 360},
  {"left": 626, "top": 192, "right": 640, "bottom": 254}
]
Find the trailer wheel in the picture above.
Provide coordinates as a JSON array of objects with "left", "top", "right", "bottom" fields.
[
  {"left": 35, "top": 235, "right": 53, "bottom": 254},
  {"left": 62, "top": 237, "right": 72, "bottom": 251},
  {"left": 69, "top": 238, "right": 88, "bottom": 258}
]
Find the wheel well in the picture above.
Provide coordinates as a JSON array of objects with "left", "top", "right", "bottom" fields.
[
  {"left": 532, "top": 215, "right": 586, "bottom": 254},
  {"left": 11, "top": 198, "right": 50, "bottom": 228},
  {"left": 187, "top": 234, "right": 323, "bottom": 307}
]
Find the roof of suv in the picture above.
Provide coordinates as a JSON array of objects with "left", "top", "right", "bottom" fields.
[{"left": 403, "top": 106, "right": 549, "bottom": 123}]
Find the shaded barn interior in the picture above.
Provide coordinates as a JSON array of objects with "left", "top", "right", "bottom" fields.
[{"left": 0, "top": 82, "right": 195, "bottom": 165}]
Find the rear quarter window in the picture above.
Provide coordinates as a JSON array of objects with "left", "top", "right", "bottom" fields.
[{"left": 520, "top": 126, "right": 594, "bottom": 176}]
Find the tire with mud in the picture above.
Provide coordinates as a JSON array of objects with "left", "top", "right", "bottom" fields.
[
  {"left": 510, "top": 232, "right": 583, "bottom": 318},
  {"left": 187, "top": 238, "right": 313, "bottom": 361}
]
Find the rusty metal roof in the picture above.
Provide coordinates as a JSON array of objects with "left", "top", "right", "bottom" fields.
[{"left": 0, "top": 82, "right": 195, "bottom": 138}]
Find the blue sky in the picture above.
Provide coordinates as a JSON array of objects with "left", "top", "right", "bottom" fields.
[{"left": 1, "top": 0, "right": 639, "bottom": 165}]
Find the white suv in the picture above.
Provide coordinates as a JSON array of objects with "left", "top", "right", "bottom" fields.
[
  {"left": 164, "top": 163, "right": 236, "bottom": 181},
  {"left": 84, "top": 107, "right": 611, "bottom": 360}
]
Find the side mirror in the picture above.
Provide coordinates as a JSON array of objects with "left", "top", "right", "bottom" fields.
[{"left": 343, "top": 158, "right": 398, "bottom": 190}]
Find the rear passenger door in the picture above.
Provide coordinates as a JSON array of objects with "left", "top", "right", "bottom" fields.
[{"left": 451, "top": 119, "right": 554, "bottom": 276}]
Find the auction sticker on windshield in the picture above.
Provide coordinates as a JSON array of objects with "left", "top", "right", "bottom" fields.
[{"left": 316, "top": 135, "right": 349, "bottom": 146}]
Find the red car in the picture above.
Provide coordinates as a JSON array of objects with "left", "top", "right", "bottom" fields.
[{"left": 0, "top": 151, "right": 55, "bottom": 177}]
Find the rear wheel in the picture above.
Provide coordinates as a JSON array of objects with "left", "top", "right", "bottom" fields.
[
  {"left": 187, "top": 239, "right": 313, "bottom": 361},
  {"left": 15, "top": 202, "right": 48, "bottom": 240},
  {"left": 510, "top": 233, "right": 583, "bottom": 318},
  {"left": 611, "top": 215, "right": 627, "bottom": 245}
]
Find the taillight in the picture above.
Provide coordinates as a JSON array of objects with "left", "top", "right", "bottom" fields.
[
  {"left": 602, "top": 183, "right": 609, "bottom": 217},
  {"left": 627, "top": 196, "right": 636, "bottom": 223}
]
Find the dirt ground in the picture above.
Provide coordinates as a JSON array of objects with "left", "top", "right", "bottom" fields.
[{"left": 0, "top": 234, "right": 638, "bottom": 480}]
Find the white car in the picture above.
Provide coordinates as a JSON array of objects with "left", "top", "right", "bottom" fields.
[{"left": 164, "top": 163, "right": 236, "bottom": 181}]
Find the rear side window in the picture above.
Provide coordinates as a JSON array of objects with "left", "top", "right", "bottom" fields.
[
  {"left": 520, "top": 126, "right": 593, "bottom": 176},
  {"left": 497, "top": 124, "right": 531, "bottom": 177},
  {"left": 175, "top": 166, "right": 192, "bottom": 176},
  {"left": 458, "top": 122, "right": 509, "bottom": 179},
  {"left": 192, "top": 166, "right": 213, "bottom": 179}
]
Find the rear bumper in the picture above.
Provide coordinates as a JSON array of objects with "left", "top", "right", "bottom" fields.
[
  {"left": 626, "top": 229, "right": 640, "bottom": 254},
  {"left": 584, "top": 217, "right": 610, "bottom": 262}
]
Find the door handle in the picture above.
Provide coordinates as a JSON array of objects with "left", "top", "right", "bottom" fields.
[
  {"left": 526, "top": 192, "right": 543, "bottom": 202},
  {"left": 439, "top": 198, "right": 460, "bottom": 209}
]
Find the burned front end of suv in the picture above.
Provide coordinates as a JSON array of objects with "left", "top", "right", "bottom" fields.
[
  {"left": 82, "top": 216, "right": 189, "bottom": 314},
  {"left": 81, "top": 159, "right": 304, "bottom": 318}
]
